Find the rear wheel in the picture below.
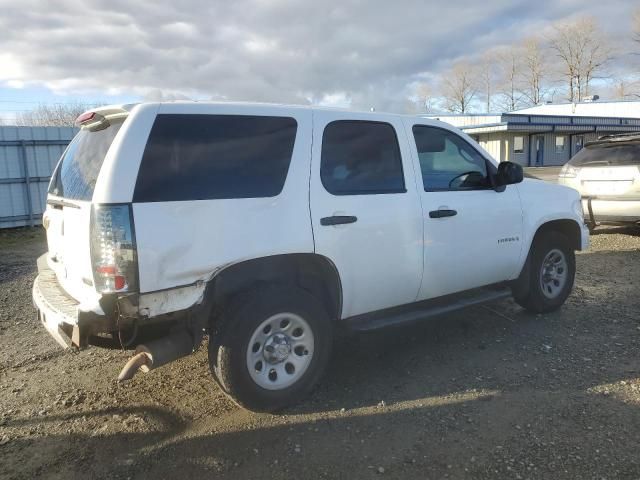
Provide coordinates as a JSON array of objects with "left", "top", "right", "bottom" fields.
[
  {"left": 513, "top": 231, "right": 575, "bottom": 313},
  {"left": 209, "top": 286, "right": 332, "bottom": 412}
]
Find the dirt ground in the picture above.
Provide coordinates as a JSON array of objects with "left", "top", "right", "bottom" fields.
[{"left": 1, "top": 227, "right": 640, "bottom": 480}]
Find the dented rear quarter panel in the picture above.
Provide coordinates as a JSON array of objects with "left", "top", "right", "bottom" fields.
[{"left": 127, "top": 104, "right": 315, "bottom": 295}]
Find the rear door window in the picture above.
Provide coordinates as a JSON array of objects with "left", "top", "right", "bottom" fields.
[
  {"left": 320, "top": 120, "right": 405, "bottom": 195},
  {"left": 133, "top": 114, "right": 297, "bottom": 202},
  {"left": 49, "top": 120, "right": 124, "bottom": 201}
]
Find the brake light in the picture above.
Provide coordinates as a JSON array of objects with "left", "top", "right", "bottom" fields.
[
  {"left": 76, "top": 111, "right": 96, "bottom": 124},
  {"left": 90, "top": 205, "right": 138, "bottom": 294}
]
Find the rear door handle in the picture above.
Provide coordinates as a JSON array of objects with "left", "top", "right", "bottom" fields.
[
  {"left": 320, "top": 215, "right": 358, "bottom": 226},
  {"left": 429, "top": 209, "right": 457, "bottom": 219}
]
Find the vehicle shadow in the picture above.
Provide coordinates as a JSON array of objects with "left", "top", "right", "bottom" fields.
[
  {"left": 590, "top": 225, "right": 640, "bottom": 237},
  {"left": 5, "top": 373, "right": 640, "bottom": 479},
  {"left": 4, "top": 248, "right": 640, "bottom": 479}
]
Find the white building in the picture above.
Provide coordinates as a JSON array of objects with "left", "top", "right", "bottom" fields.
[{"left": 425, "top": 101, "right": 640, "bottom": 166}]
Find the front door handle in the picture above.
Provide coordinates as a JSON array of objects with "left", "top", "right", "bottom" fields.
[
  {"left": 429, "top": 209, "right": 457, "bottom": 219},
  {"left": 320, "top": 215, "right": 358, "bottom": 226}
]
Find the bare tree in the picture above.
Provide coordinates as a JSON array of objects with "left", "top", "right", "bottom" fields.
[
  {"left": 409, "top": 82, "right": 437, "bottom": 113},
  {"left": 15, "top": 102, "right": 102, "bottom": 127},
  {"left": 634, "top": 9, "right": 640, "bottom": 47},
  {"left": 495, "top": 47, "right": 524, "bottom": 112},
  {"left": 478, "top": 53, "right": 496, "bottom": 113},
  {"left": 441, "top": 62, "right": 477, "bottom": 113},
  {"left": 612, "top": 77, "right": 640, "bottom": 100},
  {"left": 549, "top": 17, "right": 613, "bottom": 102},
  {"left": 520, "top": 38, "right": 548, "bottom": 106},
  {"left": 613, "top": 79, "right": 628, "bottom": 100}
]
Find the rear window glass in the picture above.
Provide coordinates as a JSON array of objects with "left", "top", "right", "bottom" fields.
[
  {"left": 48, "top": 120, "right": 124, "bottom": 201},
  {"left": 133, "top": 114, "right": 297, "bottom": 202},
  {"left": 570, "top": 142, "right": 640, "bottom": 167}
]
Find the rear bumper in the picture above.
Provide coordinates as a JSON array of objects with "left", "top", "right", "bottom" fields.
[
  {"left": 582, "top": 197, "right": 640, "bottom": 224},
  {"left": 32, "top": 254, "right": 114, "bottom": 349}
]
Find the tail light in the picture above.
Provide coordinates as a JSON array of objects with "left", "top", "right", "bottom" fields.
[
  {"left": 559, "top": 164, "right": 579, "bottom": 179},
  {"left": 90, "top": 205, "right": 138, "bottom": 293}
]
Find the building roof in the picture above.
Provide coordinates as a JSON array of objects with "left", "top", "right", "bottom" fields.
[
  {"left": 512, "top": 101, "right": 640, "bottom": 118},
  {"left": 457, "top": 113, "right": 640, "bottom": 135},
  {"left": 424, "top": 102, "right": 640, "bottom": 135}
]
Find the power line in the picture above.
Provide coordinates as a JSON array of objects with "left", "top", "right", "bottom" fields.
[{"left": 0, "top": 99, "right": 112, "bottom": 105}]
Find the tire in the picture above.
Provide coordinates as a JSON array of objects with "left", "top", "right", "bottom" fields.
[
  {"left": 208, "top": 286, "right": 333, "bottom": 412},
  {"left": 512, "top": 230, "right": 575, "bottom": 313}
]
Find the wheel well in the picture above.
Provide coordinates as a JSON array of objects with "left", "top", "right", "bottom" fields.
[
  {"left": 208, "top": 254, "right": 342, "bottom": 324},
  {"left": 533, "top": 219, "right": 582, "bottom": 251}
]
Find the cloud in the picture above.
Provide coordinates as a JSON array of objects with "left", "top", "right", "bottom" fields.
[{"left": 0, "top": 0, "right": 637, "bottom": 112}]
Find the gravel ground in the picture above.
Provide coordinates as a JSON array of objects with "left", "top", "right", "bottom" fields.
[{"left": 1, "top": 226, "right": 640, "bottom": 480}]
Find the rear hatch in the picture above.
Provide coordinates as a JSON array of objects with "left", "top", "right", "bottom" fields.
[
  {"left": 44, "top": 115, "right": 125, "bottom": 302},
  {"left": 570, "top": 141, "right": 640, "bottom": 198}
]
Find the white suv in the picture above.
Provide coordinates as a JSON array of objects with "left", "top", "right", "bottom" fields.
[{"left": 33, "top": 102, "right": 589, "bottom": 411}]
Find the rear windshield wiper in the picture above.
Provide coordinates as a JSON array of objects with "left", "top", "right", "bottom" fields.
[{"left": 47, "top": 198, "right": 81, "bottom": 209}]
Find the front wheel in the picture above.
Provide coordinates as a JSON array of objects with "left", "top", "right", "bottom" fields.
[
  {"left": 512, "top": 231, "right": 576, "bottom": 313},
  {"left": 209, "top": 286, "right": 333, "bottom": 412}
]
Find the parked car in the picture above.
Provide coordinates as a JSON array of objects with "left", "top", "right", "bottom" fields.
[
  {"left": 33, "top": 102, "right": 589, "bottom": 411},
  {"left": 558, "top": 133, "right": 640, "bottom": 230}
]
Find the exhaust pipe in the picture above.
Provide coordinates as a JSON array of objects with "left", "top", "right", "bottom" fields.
[{"left": 117, "top": 331, "right": 194, "bottom": 382}]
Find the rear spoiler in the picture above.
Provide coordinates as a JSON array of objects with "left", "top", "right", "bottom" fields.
[{"left": 75, "top": 104, "right": 137, "bottom": 131}]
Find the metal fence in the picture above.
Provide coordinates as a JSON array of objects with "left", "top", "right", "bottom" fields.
[{"left": 0, "top": 126, "right": 76, "bottom": 228}]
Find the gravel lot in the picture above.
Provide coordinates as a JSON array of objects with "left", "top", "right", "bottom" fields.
[{"left": 1, "top": 226, "right": 640, "bottom": 480}]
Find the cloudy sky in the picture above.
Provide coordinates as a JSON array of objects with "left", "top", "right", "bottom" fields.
[{"left": 0, "top": 0, "right": 638, "bottom": 120}]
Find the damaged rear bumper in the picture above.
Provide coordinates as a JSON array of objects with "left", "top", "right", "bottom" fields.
[
  {"left": 32, "top": 254, "right": 208, "bottom": 379},
  {"left": 32, "top": 254, "right": 114, "bottom": 349}
]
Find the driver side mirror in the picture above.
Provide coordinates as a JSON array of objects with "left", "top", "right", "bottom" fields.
[{"left": 495, "top": 161, "right": 523, "bottom": 191}]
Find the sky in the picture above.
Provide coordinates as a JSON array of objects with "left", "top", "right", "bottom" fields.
[{"left": 0, "top": 0, "right": 638, "bottom": 122}]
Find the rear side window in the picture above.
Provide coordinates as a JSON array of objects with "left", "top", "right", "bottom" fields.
[
  {"left": 570, "top": 143, "right": 640, "bottom": 167},
  {"left": 49, "top": 120, "right": 124, "bottom": 201},
  {"left": 133, "top": 114, "right": 297, "bottom": 202},
  {"left": 320, "top": 120, "right": 405, "bottom": 195}
]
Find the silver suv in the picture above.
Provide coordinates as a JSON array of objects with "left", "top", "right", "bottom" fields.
[{"left": 559, "top": 134, "right": 640, "bottom": 230}]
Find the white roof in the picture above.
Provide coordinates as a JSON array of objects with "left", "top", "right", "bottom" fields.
[{"left": 513, "top": 101, "right": 640, "bottom": 118}]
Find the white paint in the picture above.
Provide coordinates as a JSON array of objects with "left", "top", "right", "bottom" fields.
[
  {"left": 309, "top": 109, "right": 424, "bottom": 318},
  {"left": 138, "top": 282, "right": 207, "bottom": 318},
  {"left": 517, "top": 179, "right": 590, "bottom": 255},
  {"left": 403, "top": 118, "right": 525, "bottom": 299},
  {"left": 38, "top": 101, "right": 590, "bottom": 324},
  {"left": 131, "top": 104, "right": 315, "bottom": 293},
  {"left": 44, "top": 200, "right": 100, "bottom": 306},
  {"left": 93, "top": 103, "right": 159, "bottom": 203}
]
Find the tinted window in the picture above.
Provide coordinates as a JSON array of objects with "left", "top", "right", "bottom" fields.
[
  {"left": 49, "top": 120, "right": 123, "bottom": 201},
  {"left": 570, "top": 142, "right": 640, "bottom": 167},
  {"left": 320, "top": 120, "right": 405, "bottom": 195},
  {"left": 133, "top": 114, "right": 297, "bottom": 202},
  {"left": 412, "top": 126, "right": 490, "bottom": 191}
]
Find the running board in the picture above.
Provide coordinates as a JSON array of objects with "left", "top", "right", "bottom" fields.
[{"left": 345, "top": 286, "right": 512, "bottom": 332}]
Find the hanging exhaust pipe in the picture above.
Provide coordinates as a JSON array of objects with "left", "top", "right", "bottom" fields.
[{"left": 117, "top": 331, "right": 194, "bottom": 382}]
